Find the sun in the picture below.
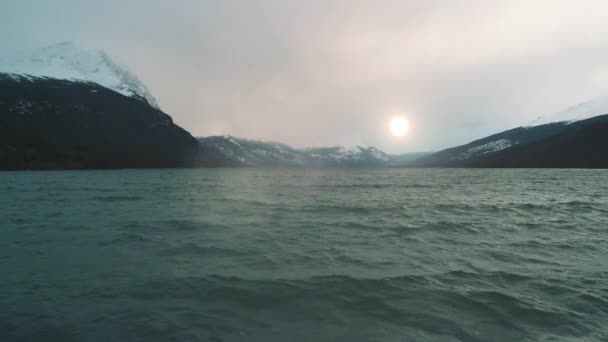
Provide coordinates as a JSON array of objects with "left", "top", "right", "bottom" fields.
[{"left": 389, "top": 116, "right": 409, "bottom": 137}]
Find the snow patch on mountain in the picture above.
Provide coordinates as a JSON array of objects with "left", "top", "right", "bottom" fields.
[
  {"left": 458, "top": 139, "right": 514, "bottom": 160},
  {"left": 331, "top": 146, "right": 366, "bottom": 160},
  {"left": 0, "top": 42, "right": 159, "bottom": 109}
]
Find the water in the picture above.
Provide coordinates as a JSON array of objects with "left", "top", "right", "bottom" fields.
[{"left": 1, "top": 169, "right": 607, "bottom": 342}]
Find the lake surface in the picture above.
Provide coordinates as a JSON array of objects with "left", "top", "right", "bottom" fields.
[{"left": 1, "top": 169, "right": 607, "bottom": 341}]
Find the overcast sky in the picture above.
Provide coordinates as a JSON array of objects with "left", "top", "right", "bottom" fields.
[{"left": 2, "top": 0, "right": 608, "bottom": 152}]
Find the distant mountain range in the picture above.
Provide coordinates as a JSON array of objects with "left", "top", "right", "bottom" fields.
[
  {"left": 1, "top": 42, "right": 607, "bottom": 170},
  {"left": 197, "top": 135, "right": 427, "bottom": 167}
]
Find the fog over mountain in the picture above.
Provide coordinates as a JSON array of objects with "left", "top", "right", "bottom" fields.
[{"left": 2, "top": 0, "right": 608, "bottom": 153}]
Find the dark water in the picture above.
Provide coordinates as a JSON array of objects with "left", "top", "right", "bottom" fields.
[{"left": 1, "top": 169, "right": 607, "bottom": 342}]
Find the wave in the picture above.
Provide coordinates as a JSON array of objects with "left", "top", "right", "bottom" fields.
[
  {"left": 158, "top": 243, "right": 250, "bottom": 258},
  {"left": 93, "top": 195, "right": 142, "bottom": 202},
  {"left": 115, "top": 271, "right": 596, "bottom": 339},
  {"left": 3, "top": 169, "right": 607, "bottom": 341}
]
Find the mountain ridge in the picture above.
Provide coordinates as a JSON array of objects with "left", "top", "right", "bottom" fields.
[{"left": 197, "top": 135, "right": 429, "bottom": 167}]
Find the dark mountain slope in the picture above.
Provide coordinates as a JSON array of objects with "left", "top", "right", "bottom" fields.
[
  {"left": 409, "top": 114, "right": 608, "bottom": 168},
  {"left": 411, "top": 123, "right": 571, "bottom": 167},
  {"left": 466, "top": 120, "right": 608, "bottom": 168},
  {"left": 0, "top": 74, "right": 199, "bottom": 170}
]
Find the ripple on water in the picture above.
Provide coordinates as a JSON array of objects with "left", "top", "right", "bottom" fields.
[{"left": 1, "top": 169, "right": 607, "bottom": 342}]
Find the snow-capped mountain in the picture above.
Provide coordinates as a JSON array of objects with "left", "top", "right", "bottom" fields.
[
  {"left": 0, "top": 42, "right": 195, "bottom": 170},
  {"left": 0, "top": 42, "right": 159, "bottom": 108},
  {"left": 300, "top": 146, "right": 390, "bottom": 167},
  {"left": 197, "top": 136, "right": 305, "bottom": 167},
  {"left": 196, "top": 136, "right": 427, "bottom": 167},
  {"left": 0, "top": 73, "right": 198, "bottom": 170}
]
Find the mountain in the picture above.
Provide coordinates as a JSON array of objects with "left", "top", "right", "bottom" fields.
[
  {"left": 0, "top": 65, "right": 198, "bottom": 170},
  {"left": 409, "top": 122, "right": 570, "bottom": 167},
  {"left": 409, "top": 114, "right": 608, "bottom": 168},
  {"left": 196, "top": 136, "right": 304, "bottom": 167},
  {"left": 300, "top": 146, "right": 391, "bottom": 167},
  {"left": 466, "top": 115, "right": 608, "bottom": 168},
  {"left": 389, "top": 152, "right": 434, "bottom": 165},
  {"left": 197, "top": 136, "right": 428, "bottom": 167},
  {"left": 0, "top": 42, "right": 159, "bottom": 109}
]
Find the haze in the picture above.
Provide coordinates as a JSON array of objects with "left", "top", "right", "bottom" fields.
[{"left": 2, "top": 0, "right": 608, "bottom": 153}]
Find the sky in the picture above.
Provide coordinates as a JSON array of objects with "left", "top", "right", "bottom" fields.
[{"left": 2, "top": 0, "right": 608, "bottom": 153}]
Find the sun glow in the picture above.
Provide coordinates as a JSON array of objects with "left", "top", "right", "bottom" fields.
[{"left": 389, "top": 116, "right": 409, "bottom": 137}]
